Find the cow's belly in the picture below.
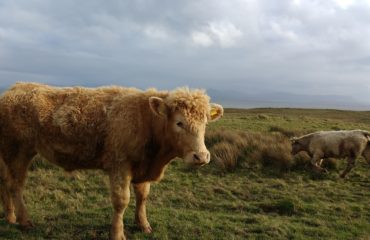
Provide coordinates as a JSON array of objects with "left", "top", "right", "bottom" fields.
[
  {"left": 36, "top": 141, "right": 104, "bottom": 171},
  {"left": 323, "top": 148, "right": 340, "bottom": 158}
]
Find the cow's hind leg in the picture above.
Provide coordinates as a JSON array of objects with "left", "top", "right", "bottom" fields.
[
  {"left": 318, "top": 158, "right": 324, "bottom": 167},
  {"left": 340, "top": 156, "right": 356, "bottom": 178},
  {"left": 311, "top": 153, "right": 328, "bottom": 173},
  {"left": 0, "top": 187, "right": 16, "bottom": 224},
  {"left": 7, "top": 148, "right": 35, "bottom": 229},
  {"left": 133, "top": 182, "right": 152, "bottom": 233},
  {"left": 362, "top": 146, "right": 370, "bottom": 166},
  {"left": 0, "top": 157, "right": 16, "bottom": 224}
]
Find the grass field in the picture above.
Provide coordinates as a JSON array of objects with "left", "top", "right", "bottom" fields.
[{"left": 1, "top": 108, "right": 370, "bottom": 239}]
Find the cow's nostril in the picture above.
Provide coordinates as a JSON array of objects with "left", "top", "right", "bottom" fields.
[{"left": 193, "top": 153, "right": 200, "bottom": 161}]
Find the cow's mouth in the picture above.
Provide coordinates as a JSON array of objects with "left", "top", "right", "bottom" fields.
[
  {"left": 193, "top": 161, "right": 207, "bottom": 167},
  {"left": 182, "top": 151, "right": 210, "bottom": 166}
]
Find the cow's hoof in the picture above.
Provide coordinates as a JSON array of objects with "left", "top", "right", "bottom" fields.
[
  {"left": 19, "top": 220, "right": 34, "bottom": 231},
  {"left": 140, "top": 224, "right": 152, "bottom": 234},
  {"left": 313, "top": 166, "right": 327, "bottom": 174},
  {"left": 110, "top": 233, "right": 126, "bottom": 240},
  {"left": 6, "top": 214, "right": 16, "bottom": 224},
  {"left": 135, "top": 219, "right": 152, "bottom": 233},
  {"left": 110, "top": 229, "right": 126, "bottom": 240}
]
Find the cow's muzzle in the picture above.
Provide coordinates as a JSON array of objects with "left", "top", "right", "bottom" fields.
[{"left": 183, "top": 151, "right": 210, "bottom": 166}]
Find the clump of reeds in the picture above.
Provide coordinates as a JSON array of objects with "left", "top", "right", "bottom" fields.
[
  {"left": 206, "top": 129, "right": 294, "bottom": 172},
  {"left": 268, "top": 125, "right": 309, "bottom": 138}
]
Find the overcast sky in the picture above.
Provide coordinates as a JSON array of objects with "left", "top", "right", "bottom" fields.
[{"left": 1, "top": 0, "right": 370, "bottom": 105}]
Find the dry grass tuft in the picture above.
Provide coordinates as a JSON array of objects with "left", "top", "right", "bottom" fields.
[
  {"left": 268, "top": 125, "right": 310, "bottom": 138},
  {"left": 291, "top": 151, "right": 311, "bottom": 169},
  {"left": 206, "top": 129, "right": 295, "bottom": 172},
  {"left": 211, "top": 142, "right": 240, "bottom": 171},
  {"left": 269, "top": 126, "right": 297, "bottom": 138}
]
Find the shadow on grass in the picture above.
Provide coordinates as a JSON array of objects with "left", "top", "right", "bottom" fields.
[{"left": 0, "top": 208, "right": 150, "bottom": 240}]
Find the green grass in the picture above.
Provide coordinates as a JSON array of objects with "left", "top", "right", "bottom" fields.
[
  {"left": 209, "top": 108, "right": 370, "bottom": 132},
  {"left": 1, "top": 108, "right": 370, "bottom": 239}
]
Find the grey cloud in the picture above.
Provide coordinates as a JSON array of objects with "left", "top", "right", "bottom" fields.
[{"left": 0, "top": 0, "right": 370, "bottom": 108}]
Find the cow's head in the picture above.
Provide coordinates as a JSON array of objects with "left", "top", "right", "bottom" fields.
[
  {"left": 290, "top": 137, "right": 303, "bottom": 155},
  {"left": 149, "top": 89, "right": 223, "bottom": 166}
]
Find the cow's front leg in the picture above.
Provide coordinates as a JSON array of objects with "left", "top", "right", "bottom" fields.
[
  {"left": 109, "top": 170, "right": 131, "bottom": 240},
  {"left": 133, "top": 182, "right": 152, "bottom": 233},
  {"left": 340, "top": 157, "right": 355, "bottom": 178}
]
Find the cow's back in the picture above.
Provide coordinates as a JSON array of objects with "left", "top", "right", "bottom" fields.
[
  {"left": 309, "top": 130, "right": 368, "bottom": 157},
  {"left": 0, "top": 82, "right": 139, "bottom": 170}
]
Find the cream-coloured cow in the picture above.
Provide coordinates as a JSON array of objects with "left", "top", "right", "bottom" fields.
[{"left": 291, "top": 130, "right": 370, "bottom": 177}]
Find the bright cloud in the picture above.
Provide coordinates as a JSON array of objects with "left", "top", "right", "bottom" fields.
[
  {"left": 191, "top": 31, "right": 214, "bottom": 47},
  {"left": 191, "top": 21, "right": 243, "bottom": 48},
  {"left": 208, "top": 21, "right": 243, "bottom": 47},
  {"left": 143, "top": 25, "right": 171, "bottom": 41},
  {"left": 270, "top": 22, "right": 298, "bottom": 41},
  {"left": 333, "top": 0, "right": 355, "bottom": 9}
]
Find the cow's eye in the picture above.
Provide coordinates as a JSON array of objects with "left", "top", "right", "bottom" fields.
[{"left": 176, "top": 121, "right": 184, "bottom": 128}]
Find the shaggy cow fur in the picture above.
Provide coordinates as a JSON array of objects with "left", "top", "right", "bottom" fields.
[
  {"left": 291, "top": 130, "right": 370, "bottom": 177},
  {"left": 0, "top": 82, "right": 224, "bottom": 240}
]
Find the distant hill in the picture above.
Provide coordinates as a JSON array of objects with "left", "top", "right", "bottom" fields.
[
  {"left": 207, "top": 89, "right": 370, "bottom": 111},
  {"left": 0, "top": 85, "right": 368, "bottom": 110}
]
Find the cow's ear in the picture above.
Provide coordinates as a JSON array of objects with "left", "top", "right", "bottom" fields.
[
  {"left": 149, "top": 97, "right": 168, "bottom": 117},
  {"left": 208, "top": 103, "right": 223, "bottom": 122}
]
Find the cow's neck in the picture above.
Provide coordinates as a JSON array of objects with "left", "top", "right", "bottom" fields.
[
  {"left": 300, "top": 136, "right": 310, "bottom": 148},
  {"left": 148, "top": 117, "right": 177, "bottom": 180},
  {"left": 132, "top": 114, "right": 177, "bottom": 183}
]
